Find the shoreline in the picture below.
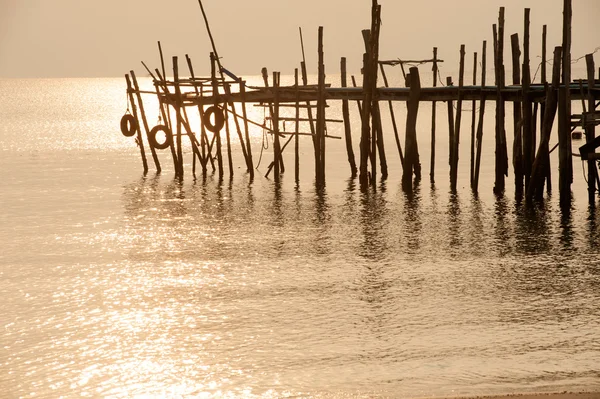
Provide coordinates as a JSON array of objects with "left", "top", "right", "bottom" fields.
[{"left": 435, "top": 393, "right": 600, "bottom": 399}]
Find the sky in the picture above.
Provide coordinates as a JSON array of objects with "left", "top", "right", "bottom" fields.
[{"left": 0, "top": 0, "right": 599, "bottom": 79}]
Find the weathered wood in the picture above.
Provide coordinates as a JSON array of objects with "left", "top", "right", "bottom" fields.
[
  {"left": 294, "top": 68, "right": 300, "bottom": 182},
  {"left": 210, "top": 53, "right": 224, "bottom": 179},
  {"left": 451, "top": 45, "right": 466, "bottom": 191},
  {"left": 125, "top": 74, "right": 149, "bottom": 174},
  {"left": 431, "top": 47, "right": 438, "bottom": 182},
  {"left": 586, "top": 54, "right": 597, "bottom": 204},
  {"left": 341, "top": 57, "right": 357, "bottom": 176},
  {"left": 527, "top": 46, "right": 561, "bottom": 202},
  {"left": 494, "top": 7, "right": 508, "bottom": 195},
  {"left": 185, "top": 55, "right": 211, "bottom": 174},
  {"left": 223, "top": 90, "right": 234, "bottom": 178},
  {"left": 473, "top": 41, "right": 487, "bottom": 192},
  {"left": 152, "top": 69, "right": 180, "bottom": 174},
  {"left": 558, "top": 0, "right": 573, "bottom": 206},
  {"left": 240, "top": 80, "right": 254, "bottom": 179},
  {"left": 522, "top": 8, "right": 534, "bottom": 192},
  {"left": 360, "top": 47, "right": 372, "bottom": 185},
  {"left": 446, "top": 77, "right": 455, "bottom": 167},
  {"left": 511, "top": 33, "right": 524, "bottom": 196},
  {"left": 379, "top": 64, "right": 404, "bottom": 169},
  {"left": 173, "top": 57, "right": 185, "bottom": 178},
  {"left": 541, "top": 24, "right": 551, "bottom": 192},
  {"left": 403, "top": 67, "right": 422, "bottom": 190},
  {"left": 470, "top": 51, "right": 477, "bottom": 186},
  {"left": 271, "top": 72, "right": 282, "bottom": 181},
  {"left": 301, "top": 61, "right": 319, "bottom": 179},
  {"left": 317, "top": 26, "right": 327, "bottom": 184},
  {"left": 130, "top": 70, "right": 161, "bottom": 173},
  {"left": 374, "top": 102, "right": 388, "bottom": 179}
]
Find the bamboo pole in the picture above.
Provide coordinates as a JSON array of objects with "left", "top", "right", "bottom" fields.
[
  {"left": 130, "top": 71, "right": 161, "bottom": 173},
  {"left": 224, "top": 91, "right": 234, "bottom": 179},
  {"left": 300, "top": 61, "right": 319, "bottom": 179},
  {"left": 152, "top": 69, "right": 179, "bottom": 174},
  {"left": 341, "top": 57, "right": 358, "bottom": 176},
  {"left": 125, "top": 74, "right": 149, "bottom": 174},
  {"left": 431, "top": 47, "right": 438, "bottom": 182},
  {"left": 470, "top": 51, "right": 477, "bottom": 186},
  {"left": 511, "top": 33, "right": 524, "bottom": 196},
  {"left": 360, "top": 48, "right": 372, "bottom": 185},
  {"left": 473, "top": 41, "right": 487, "bottom": 192},
  {"left": 239, "top": 80, "right": 254, "bottom": 179},
  {"left": 527, "top": 47, "right": 561, "bottom": 202}
]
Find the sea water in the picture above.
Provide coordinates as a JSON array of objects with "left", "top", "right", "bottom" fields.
[{"left": 1, "top": 77, "right": 599, "bottom": 398}]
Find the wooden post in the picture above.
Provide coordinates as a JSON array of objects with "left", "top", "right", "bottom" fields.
[
  {"left": 527, "top": 47, "right": 562, "bottom": 202},
  {"left": 240, "top": 80, "right": 254, "bottom": 180},
  {"left": 558, "top": 0, "right": 573, "bottom": 206},
  {"left": 470, "top": 51, "right": 477, "bottom": 186},
  {"left": 511, "top": 33, "right": 524, "bottom": 196},
  {"left": 210, "top": 52, "right": 224, "bottom": 179},
  {"left": 152, "top": 69, "right": 179, "bottom": 174},
  {"left": 431, "top": 47, "right": 438, "bottom": 182},
  {"left": 317, "top": 26, "right": 327, "bottom": 185},
  {"left": 360, "top": 47, "right": 373, "bottom": 185},
  {"left": 185, "top": 55, "right": 212, "bottom": 175},
  {"left": 272, "top": 72, "right": 282, "bottom": 181},
  {"left": 379, "top": 64, "right": 404, "bottom": 169},
  {"left": 473, "top": 41, "right": 487, "bottom": 192},
  {"left": 446, "top": 77, "right": 455, "bottom": 168},
  {"left": 130, "top": 71, "right": 161, "bottom": 173},
  {"left": 402, "top": 67, "right": 422, "bottom": 191},
  {"left": 172, "top": 57, "right": 184, "bottom": 178},
  {"left": 586, "top": 54, "right": 596, "bottom": 205},
  {"left": 371, "top": 3, "right": 384, "bottom": 180},
  {"left": 542, "top": 25, "right": 551, "bottom": 192},
  {"left": 300, "top": 61, "right": 319, "bottom": 180},
  {"left": 494, "top": 7, "right": 508, "bottom": 195},
  {"left": 341, "top": 57, "right": 357, "bottom": 176},
  {"left": 125, "top": 74, "right": 149, "bottom": 174},
  {"left": 294, "top": 68, "right": 301, "bottom": 182},
  {"left": 522, "top": 8, "right": 534, "bottom": 192},
  {"left": 451, "top": 45, "right": 466, "bottom": 191},
  {"left": 224, "top": 90, "right": 234, "bottom": 179}
]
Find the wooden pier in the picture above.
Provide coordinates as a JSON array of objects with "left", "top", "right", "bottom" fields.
[{"left": 120, "top": 0, "right": 600, "bottom": 207}]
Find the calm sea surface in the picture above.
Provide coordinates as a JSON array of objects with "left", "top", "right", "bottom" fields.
[{"left": 1, "top": 78, "right": 599, "bottom": 398}]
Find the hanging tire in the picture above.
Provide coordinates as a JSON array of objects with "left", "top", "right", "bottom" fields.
[
  {"left": 149, "top": 125, "right": 172, "bottom": 150},
  {"left": 120, "top": 114, "right": 138, "bottom": 137},
  {"left": 203, "top": 106, "right": 225, "bottom": 133}
]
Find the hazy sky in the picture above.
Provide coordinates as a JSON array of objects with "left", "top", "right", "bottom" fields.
[{"left": 0, "top": 0, "right": 599, "bottom": 78}]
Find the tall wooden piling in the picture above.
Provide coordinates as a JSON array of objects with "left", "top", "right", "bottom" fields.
[
  {"left": 541, "top": 25, "right": 551, "bottom": 192},
  {"left": 494, "top": 7, "right": 508, "bottom": 195},
  {"left": 558, "top": 0, "right": 573, "bottom": 206},
  {"left": 172, "top": 57, "right": 185, "bottom": 178},
  {"left": 341, "top": 57, "right": 358, "bottom": 176},
  {"left": 130, "top": 71, "right": 161, "bottom": 173},
  {"left": 210, "top": 52, "right": 224, "bottom": 179},
  {"left": 403, "top": 67, "right": 422, "bottom": 190},
  {"left": 446, "top": 77, "right": 455, "bottom": 168},
  {"left": 317, "top": 26, "right": 327, "bottom": 185},
  {"left": 272, "top": 72, "right": 282, "bottom": 181},
  {"left": 470, "top": 52, "right": 477, "bottom": 186},
  {"left": 379, "top": 64, "right": 404, "bottom": 169},
  {"left": 294, "top": 68, "right": 301, "bottom": 182},
  {"left": 473, "top": 41, "right": 487, "bottom": 192},
  {"left": 239, "top": 80, "right": 254, "bottom": 180},
  {"left": 451, "top": 45, "right": 466, "bottom": 191},
  {"left": 528, "top": 46, "right": 562, "bottom": 202},
  {"left": 431, "top": 47, "right": 438, "bottom": 182},
  {"left": 522, "top": 8, "right": 534, "bottom": 191},
  {"left": 585, "top": 54, "right": 596, "bottom": 204},
  {"left": 510, "top": 33, "right": 523, "bottom": 196},
  {"left": 125, "top": 74, "right": 149, "bottom": 174}
]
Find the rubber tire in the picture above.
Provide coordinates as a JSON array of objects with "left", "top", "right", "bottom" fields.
[
  {"left": 203, "top": 106, "right": 225, "bottom": 133},
  {"left": 120, "top": 114, "right": 138, "bottom": 137},
  {"left": 149, "top": 125, "right": 172, "bottom": 150}
]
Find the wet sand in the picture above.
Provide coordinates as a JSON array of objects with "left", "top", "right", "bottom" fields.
[{"left": 444, "top": 393, "right": 600, "bottom": 399}]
